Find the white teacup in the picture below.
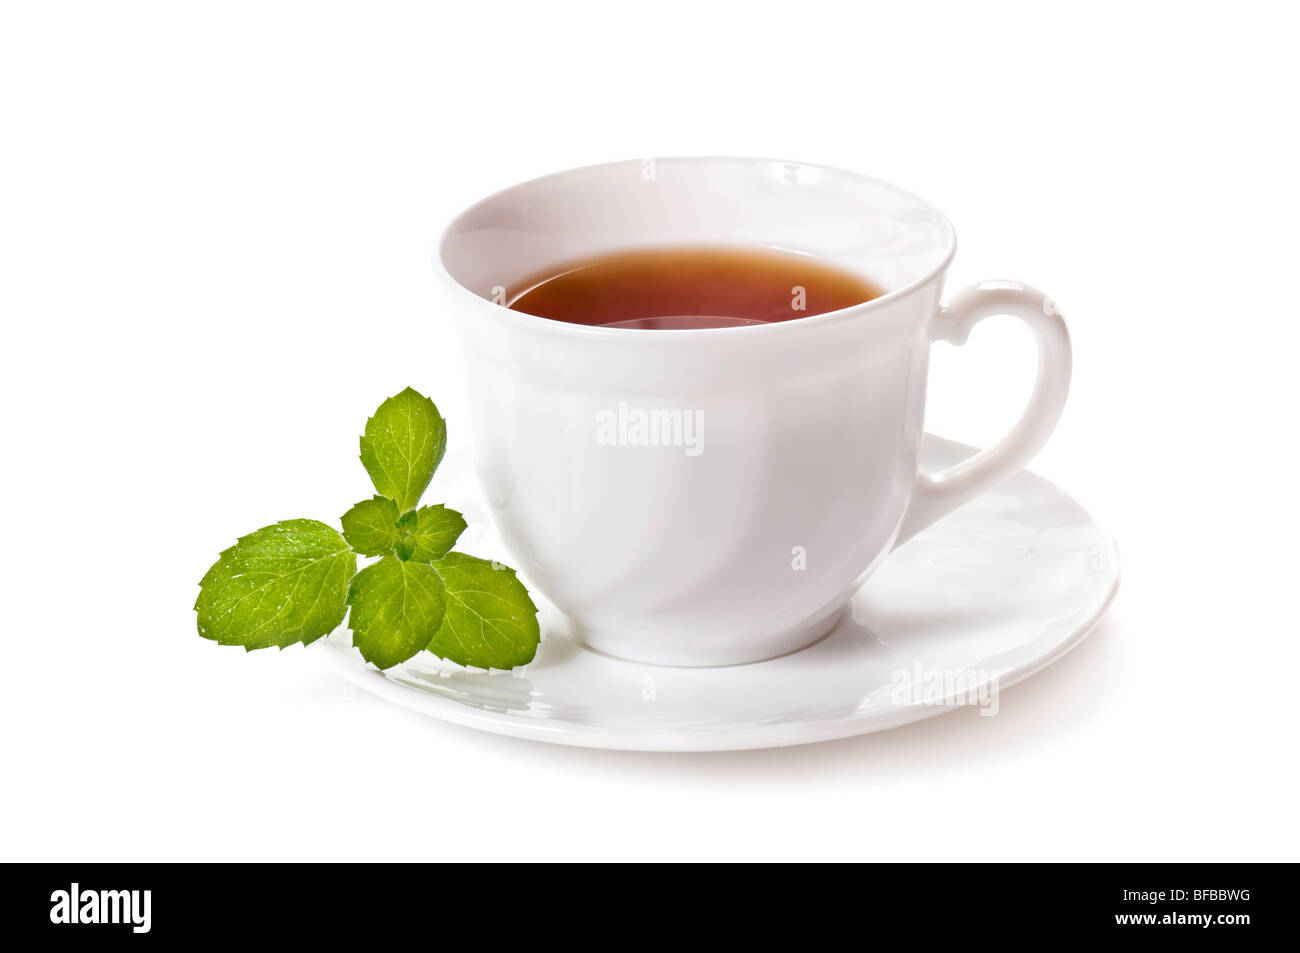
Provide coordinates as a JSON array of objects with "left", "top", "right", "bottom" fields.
[{"left": 436, "top": 157, "right": 1071, "bottom": 666}]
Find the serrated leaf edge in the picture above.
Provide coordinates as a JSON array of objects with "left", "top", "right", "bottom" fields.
[
  {"left": 195, "top": 520, "right": 355, "bottom": 651},
  {"left": 345, "top": 556, "right": 448, "bottom": 669},
  {"left": 358, "top": 388, "right": 446, "bottom": 514},
  {"left": 423, "top": 553, "right": 540, "bottom": 671}
]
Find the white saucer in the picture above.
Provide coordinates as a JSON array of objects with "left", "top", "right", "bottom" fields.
[{"left": 317, "top": 435, "right": 1119, "bottom": 751}]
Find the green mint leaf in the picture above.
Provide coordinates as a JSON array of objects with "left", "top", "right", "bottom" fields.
[
  {"left": 195, "top": 519, "right": 355, "bottom": 650},
  {"left": 359, "top": 387, "right": 446, "bottom": 513},
  {"left": 346, "top": 555, "right": 447, "bottom": 669},
  {"left": 396, "top": 505, "right": 467, "bottom": 562},
  {"left": 340, "top": 496, "right": 401, "bottom": 556},
  {"left": 427, "top": 553, "right": 540, "bottom": 669}
]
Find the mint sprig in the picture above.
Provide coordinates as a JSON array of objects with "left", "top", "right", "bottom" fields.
[{"left": 195, "top": 388, "right": 540, "bottom": 671}]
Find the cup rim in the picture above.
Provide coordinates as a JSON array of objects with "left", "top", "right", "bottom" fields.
[{"left": 433, "top": 156, "right": 958, "bottom": 340}]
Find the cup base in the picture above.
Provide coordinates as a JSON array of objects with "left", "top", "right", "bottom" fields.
[{"left": 572, "top": 600, "right": 850, "bottom": 668}]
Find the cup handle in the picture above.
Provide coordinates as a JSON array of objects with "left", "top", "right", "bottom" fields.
[{"left": 894, "top": 280, "right": 1072, "bottom": 545}]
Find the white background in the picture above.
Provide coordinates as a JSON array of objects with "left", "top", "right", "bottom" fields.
[{"left": 2, "top": 1, "right": 1297, "bottom": 861}]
